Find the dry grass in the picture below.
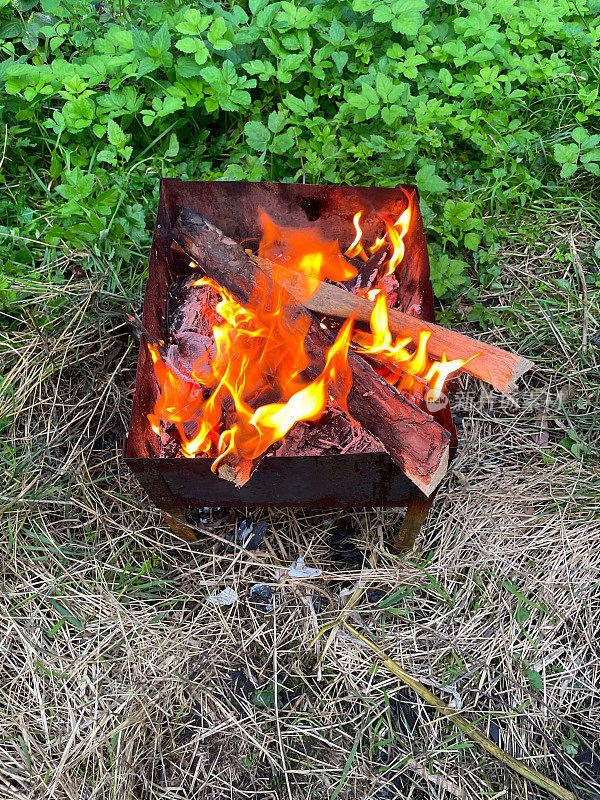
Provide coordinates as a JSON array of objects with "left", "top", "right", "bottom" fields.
[{"left": 1, "top": 217, "right": 599, "bottom": 800}]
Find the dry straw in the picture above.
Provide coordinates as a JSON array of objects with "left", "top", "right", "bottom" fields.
[{"left": 0, "top": 218, "right": 599, "bottom": 798}]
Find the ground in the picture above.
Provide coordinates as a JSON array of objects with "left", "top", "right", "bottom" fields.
[{"left": 1, "top": 214, "right": 599, "bottom": 800}]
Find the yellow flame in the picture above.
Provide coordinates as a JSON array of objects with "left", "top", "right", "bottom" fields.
[
  {"left": 383, "top": 217, "right": 405, "bottom": 277},
  {"left": 362, "top": 294, "right": 412, "bottom": 360},
  {"left": 424, "top": 355, "right": 466, "bottom": 401},
  {"left": 356, "top": 293, "right": 471, "bottom": 398},
  {"left": 394, "top": 205, "right": 411, "bottom": 235},
  {"left": 344, "top": 211, "right": 368, "bottom": 261},
  {"left": 370, "top": 236, "right": 387, "bottom": 253}
]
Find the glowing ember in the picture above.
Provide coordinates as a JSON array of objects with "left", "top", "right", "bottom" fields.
[{"left": 147, "top": 203, "right": 473, "bottom": 466}]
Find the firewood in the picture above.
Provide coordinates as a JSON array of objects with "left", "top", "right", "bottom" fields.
[
  {"left": 216, "top": 386, "right": 283, "bottom": 487},
  {"left": 173, "top": 208, "right": 451, "bottom": 495},
  {"left": 303, "top": 326, "right": 450, "bottom": 495},
  {"left": 248, "top": 254, "right": 533, "bottom": 396},
  {"left": 216, "top": 455, "right": 257, "bottom": 487},
  {"left": 168, "top": 275, "right": 220, "bottom": 383},
  {"left": 172, "top": 226, "right": 532, "bottom": 395}
]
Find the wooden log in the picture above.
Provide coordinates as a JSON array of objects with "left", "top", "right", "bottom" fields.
[
  {"left": 216, "top": 456, "right": 257, "bottom": 487},
  {"left": 173, "top": 234, "right": 532, "bottom": 395},
  {"left": 303, "top": 327, "right": 450, "bottom": 495},
  {"left": 216, "top": 386, "right": 283, "bottom": 487},
  {"left": 167, "top": 275, "right": 219, "bottom": 383},
  {"left": 249, "top": 254, "right": 533, "bottom": 396},
  {"left": 173, "top": 208, "right": 451, "bottom": 495}
]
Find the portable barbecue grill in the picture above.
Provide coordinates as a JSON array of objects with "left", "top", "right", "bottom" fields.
[{"left": 125, "top": 179, "right": 460, "bottom": 544}]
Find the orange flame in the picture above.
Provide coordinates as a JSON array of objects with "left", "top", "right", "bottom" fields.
[
  {"left": 344, "top": 212, "right": 368, "bottom": 262},
  {"left": 148, "top": 211, "right": 356, "bottom": 467},
  {"left": 146, "top": 342, "right": 209, "bottom": 448},
  {"left": 356, "top": 293, "right": 470, "bottom": 398},
  {"left": 148, "top": 200, "right": 474, "bottom": 469}
]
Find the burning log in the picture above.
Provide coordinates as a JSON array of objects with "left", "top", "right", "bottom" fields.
[
  {"left": 215, "top": 456, "right": 258, "bottom": 487},
  {"left": 249, "top": 255, "right": 533, "bottom": 396},
  {"left": 303, "top": 326, "right": 451, "bottom": 495},
  {"left": 172, "top": 208, "right": 451, "bottom": 496},
  {"left": 214, "top": 385, "right": 283, "bottom": 487}
]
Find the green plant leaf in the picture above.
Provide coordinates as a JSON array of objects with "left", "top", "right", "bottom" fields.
[
  {"left": 443, "top": 199, "right": 476, "bottom": 230},
  {"left": 332, "top": 51, "right": 348, "bottom": 72},
  {"left": 165, "top": 132, "right": 179, "bottom": 158},
  {"left": 207, "top": 17, "right": 232, "bottom": 50},
  {"left": 416, "top": 163, "right": 448, "bottom": 194},
  {"left": 526, "top": 669, "right": 543, "bottom": 693},
  {"left": 152, "top": 22, "right": 171, "bottom": 54},
  {"left": 554, "top": 142, "right": 579, "bottom": 179},
  {"left": 62, "top": 96, "right": 94, "bottom": 130},
  {"left": 176, "top": 9, "right": 211, "bottom": 35},
  {"left": 176, "top": 37, "right": 198, "bottom": 53},
  {"left": 329, "top": 18, "right": 345, "bottom": 43},
  {"left": 390, "top": 0, "right": 427, "bottom": 36},
  {"left": 244, "top": 119, "right": 270, "bottom": 150},
  {"left": 271, "top": 129, "right": 295, "bottom": 153},
  {"left": 464, "top": 231, "right": 480, "bottom": 250},
  {"left": 107, "top": 118, "right": 127, "bottom": 150},
  {"left": 560, "top": 162, "right": 579, "bottom": 179},
  {"left": 176, "top": 56, "right": 204, "bottom": 77}
]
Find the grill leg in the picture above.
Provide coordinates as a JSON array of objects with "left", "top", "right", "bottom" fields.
[{"left": 393, "top": 491, "right": 434, "bottom": 552}]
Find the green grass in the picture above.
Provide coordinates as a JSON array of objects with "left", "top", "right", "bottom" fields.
[{"left": 1, "top": 0, "right": 600, "bottom": 318}]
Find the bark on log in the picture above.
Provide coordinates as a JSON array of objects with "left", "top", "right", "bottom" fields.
[{"left": 173, "top": 208, "right": 451, "bottom": 495}]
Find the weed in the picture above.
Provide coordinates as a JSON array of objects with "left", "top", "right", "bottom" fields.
[{"left": 1, "top": 0, "right": 600, "bottom": 312}]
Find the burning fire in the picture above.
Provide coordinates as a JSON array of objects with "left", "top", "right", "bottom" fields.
[
  {"left": 149, "top": 213, "right": 357, "bottom": 470},
  {"left": 148, "top": 202, "right": 470, "bottom": 467},
  {"left": 354, "top": 293, "right": 466, "bottom": 401},
  {"left": 346, "top": 212, "right": 368, "bottom": 262},
  {"left": 345, "top": 188, "right": 413, "bottom": 287}
]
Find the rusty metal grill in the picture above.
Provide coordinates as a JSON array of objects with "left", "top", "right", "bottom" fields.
[{"left": 125, "top": 179, "right": 456, "bottom": 514}]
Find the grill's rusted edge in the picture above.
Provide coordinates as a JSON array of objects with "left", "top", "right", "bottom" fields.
[{"left": 125, "top": 451, "right": 425, "bottom": 509}]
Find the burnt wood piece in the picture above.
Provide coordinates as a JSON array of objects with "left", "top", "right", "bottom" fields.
[
  {"left": 167, "top": 276, "right": 220, "bottom": 381},
  {"left": 126, "top": 312, "right": 165, "bottom": 353},
  {"left": 215, "top": 455, "right": 258, "bottom": 487},
  {"left": 172, "top": 238, "right": 532, "bottom": 395},
  {"left": 215, "top": 387, "right": 284, "bottom": 487},
  {"left": 248, "top": 255, "right": 533, "bottom": 396},
  {"left": 168, "top": 276, "right": 258, "bottom": 481},
  {"left": 172, "top": 208, "right": 451, "bottom": 496}
]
